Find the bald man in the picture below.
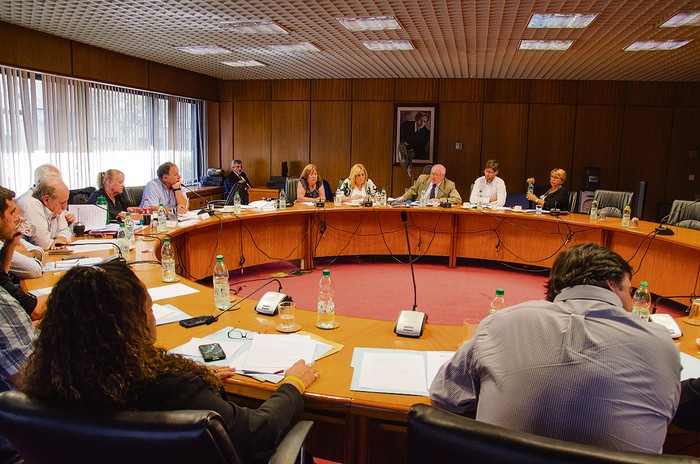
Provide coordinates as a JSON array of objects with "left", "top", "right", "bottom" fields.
[{"left": 19, "top": 177, "right": 71, "bottom": 249}]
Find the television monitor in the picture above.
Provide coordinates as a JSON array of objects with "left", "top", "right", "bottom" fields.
[{"left": 225, "top": 180, "right": 248, "bottom": 205}]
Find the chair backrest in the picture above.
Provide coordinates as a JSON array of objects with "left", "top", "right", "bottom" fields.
[
  {"left": 285, "top": 178, "right": 300, "bottom": 203},
  {"left": 407, "top": 404, "right": 696, "bottom": 464},
  {"left": 68, "top": 186, "right": 96, "bottom": 205},
  {"left": 593, "top": 190, "right": 633, "bottom": 218},
  {"left": 506, "top": 193, "right": 529, "bottom": 209},
  {"left": 422, "top": 164, "right": 433, "bottom": 175},
  {"left": 0, "top": 390, "right": 241, "bottom": 464},
  {"left": 668, "top": 200, "right": 700, "bottom": 227},
  {"left": 322, "top": 179, "right": 332, "bottom": 201},
  {"left": 123, "top": 185, "right": 146, "bottom": 207},
  {"left": 568, "top": 191, "right": 578, "bottom": 212}
]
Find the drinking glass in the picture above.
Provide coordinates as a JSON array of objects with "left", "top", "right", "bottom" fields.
[
  {"left": 279, "top": 301, "right": 296, "bottom": 329},
  {"left": 17, "top": 218, "right": 35, "bottom": 237},
  {"left": 535, "top": 204, "right": 543, "bottom": 215}
]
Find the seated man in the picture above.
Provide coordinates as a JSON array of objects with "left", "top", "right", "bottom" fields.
[
  {"left": 140, "top": 162, "right": 189, "bottom": 215},
  {"left": 430, "top": 243, "right": 680, "bottom": 454},
  {"left": 399, "top": 164, "right": 462, "bottom": 206},
  {"left": 17, "top": 163, "right": 75, "bottom": 226},
  {"left": 18, "top": 177, "right": 71, "bottom": 250},
  {"left": 469, "top": 159, "right": 506, "bottom": 207},
  {"left": 225, "top": 159, "right": 252, "bottom": 205},
  {"left": 3, "top": 238, "right": 43, "bottom": 279}
]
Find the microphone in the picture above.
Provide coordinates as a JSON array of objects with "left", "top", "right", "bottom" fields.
[
  {"left": 550, "top": 201, "right": 561, "bottom": 216},
  {"left": 656, "top": 200, "right": 699, "bottom": 236},
  {"left": 437, "top": 184, "right": 454, "bottom": 208},
  {"left": 394, "top": 210, "right": 426, "bottom": 337},
  {"left": 179, "top": 278, "right": 284, "bottom": 328},
  {"left": 62, "top": 241, "right": 125, "bottom": 263}
]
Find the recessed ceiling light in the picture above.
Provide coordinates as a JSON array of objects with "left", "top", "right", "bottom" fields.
[
  {"left": 337, "top": 16, "right": 402, "bottom": 32},
  {"left": 268, "top": 43, "right": 320, "bottom": 53},
  {"left": 362, "top": 40, "right": 414, "bottom": 51},
  {"left": 222, "top": 60, "right": 266, "bottom": 67},
  {"left": 175, "top": 45, "right": 231, "bottom": 55},
  {"left": 528, "top": 13, "right": 598, "bottom": 28},
  {"left": 519, "top": 40, "right": 574, "bottom": 50},
  {"left": 625, "top": 40, "right": 691, "bottom": 51},
  {"left": 219, "top": 20, "right": 289, "bottom": 34},
  {"left": 661, "top": 11, "right": 700, "bottom": 27}
]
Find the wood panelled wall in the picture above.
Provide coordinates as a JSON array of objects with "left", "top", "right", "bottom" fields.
[
  {"left": 220, "top": 78, "right": 700, "bottom": 220},
  {"left": 2, "top": 21, "right": 699, "bottom": 221}
]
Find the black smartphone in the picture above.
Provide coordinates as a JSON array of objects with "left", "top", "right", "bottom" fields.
[
  {"left": 179, "top": 315, "right": 213, "bottom": 328},
  {"left": 198, "top": 343, "right": 226, "bottom": 362}
]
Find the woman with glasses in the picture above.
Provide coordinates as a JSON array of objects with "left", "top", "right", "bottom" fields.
[
  {"left": 20, "top": 261, "right": 319, "bottom": 461},
  {"left": 338, "top": 163, "right": 380, "bottom": 204},
  {"left": 526, "top": 168, "right": 569, "bottom": 211}
]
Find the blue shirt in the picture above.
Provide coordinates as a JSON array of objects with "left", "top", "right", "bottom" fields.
[{"left": 141, "top": 178, "right": 177, "bottom": 210}]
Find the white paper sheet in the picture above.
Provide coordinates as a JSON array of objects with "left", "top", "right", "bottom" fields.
[
  {"left": 68, "top": 240, "right": 117, "bottom": 253},
  {"left": 425, "top": 351, "right": 455, "bottom": 388},
  {"left": 170, "top": 337, "right": 245, "bottom": 360},
  {"left": 680, "top": 352, "right": 700, "bottom": 381},
  {"left": 67, "top": 204, "right": 108, "bottom": 231},
  {"left": 357, "top": 351, "right": 427, "bottom": 394},
  {"left": 147, "top": 283, "right": 199, "bottom": 301},
  {"left": 242, "top": 334, "right": 316, "bottom": 373}
]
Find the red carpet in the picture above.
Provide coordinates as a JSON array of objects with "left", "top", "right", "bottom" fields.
[{"left": 225, "top": 256, "right": 687, "bottom": 326}]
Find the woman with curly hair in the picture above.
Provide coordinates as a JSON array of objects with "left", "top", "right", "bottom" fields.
[{"left": 20, "top": 261, "right": 318, "bottom": 460}]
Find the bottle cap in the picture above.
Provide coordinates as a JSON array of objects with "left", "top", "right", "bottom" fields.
[
  {"left": 164, "top": 237, "right": 170, "bottom": 243},
  {"left": 216, "top": 255, "right": 224, "bottom": 261},
  {"left": 119, "top": 222, "right": 125, "bottom": 228},
  {"left": 495, "top": 288, "right": 504, "bottom": 296},
  {"left": 639, "top": 281, "right": 648, "bottom": 288},
  {"left": 322, "top": 269, "right": 331, "bottom": 276}
]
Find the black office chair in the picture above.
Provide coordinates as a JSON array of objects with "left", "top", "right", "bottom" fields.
[
  {"left": 67, "top": 186, "right": 97, "bottom": 205},
  {"left": 594, "top": 189, "right": 633, "bottom": 218},
  {"left": 407, "top": 404, "right": 696, "bottom": 464},
  {"left": 0, "top": 390, "right": 312, "bottom": 464},
  {"left": 668, "top": 199, "right": 700, "bottom": 230},
  {"left": 285, "top": 178, "right": 300, "bottom": 203},
  {"left": 568, "top": 191, "right": 578, "bottom": 212}
]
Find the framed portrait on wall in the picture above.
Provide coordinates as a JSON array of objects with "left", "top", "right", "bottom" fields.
[{"left": 394, "top": 104, "right": 438, "bottom": 165}]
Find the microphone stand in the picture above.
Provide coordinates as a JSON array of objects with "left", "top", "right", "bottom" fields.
[
  {"left": 655, "top": 200, "right": 699, "bottom": 236},
  {"left": 181, "top": 184, "right": 213, "bottom": 214},
  {"left": 395, "top": 210, "right": 426, "bottom": 337},
  {"left": 437, "top": 184, "right": 454, "bottom": 208}
]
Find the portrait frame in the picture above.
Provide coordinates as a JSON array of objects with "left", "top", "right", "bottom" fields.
[{"left": 394, "top": 104, "right": 438, "bottom": 165}]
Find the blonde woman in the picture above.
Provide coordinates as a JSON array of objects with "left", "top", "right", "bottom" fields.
[
  {"left": 338, "top": 164, "right": 379, "bottom": 203},
  {"left": 526, "top": 168, "right": 569, "bottom": 211},
  {"left": 88, "top": 169, "right": 143, "bottom": 221}
]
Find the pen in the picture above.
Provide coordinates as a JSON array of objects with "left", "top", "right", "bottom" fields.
[
  {"left": 239, "top": 369, "right": 285, "bottom": 375},
  {"left": 62, "top": 255, "right": 88, "bottom": 260}
]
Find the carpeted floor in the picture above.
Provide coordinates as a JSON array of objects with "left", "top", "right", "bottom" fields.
[{"left": 223, "top": 256, "right": 687, "bottom": 326}]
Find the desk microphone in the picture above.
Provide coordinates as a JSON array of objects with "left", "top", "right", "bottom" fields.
[
  {"left": 394, "top": 210, "right": 426, "bottom": 337},
  {"left": 437, "top": 184, "right": 454, "bottom": 208},
  {"left": 61, "top": 241, "right": 125, "bottom": 263},
  {"left": 550, "top": 201, "right": 561, "bottom": 216},
  {"left": 655, "top": 200, "right": 699, "bottom": 236}
]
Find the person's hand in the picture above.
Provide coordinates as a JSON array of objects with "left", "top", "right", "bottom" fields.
[
  {"left": 127, "top": 206, "right": 144, "bottom": 214},
  {"left": 208, "top": 365, "right": 236, "bottom": 380},
  {"left": 489, "top": 196, "right": 497, "bottom": 203},
  {"left": 284, "top": 359, "right": 319, "bottom": 392},
  {"left": 65, "top": 212, "right": 76, "bottom": 225},
  {"left": 49, "top": 239, "right": 68, "bottom": 250},
  {"left": 177, "top": 204, "right": 188, "bottom": 215},
  {"left": 172, "top": 181, "right": 182, "bottom": 190},
  {"left": 527, "top": 193, "right": 539, "bottom": 203},
  {"left": 526, "top": 177, "right": 535, "bottom": 185}
]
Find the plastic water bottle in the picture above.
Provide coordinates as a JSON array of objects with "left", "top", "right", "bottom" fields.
[
  {"left": 96, "top": 195, "right": 109, "bottom": 225},
  {"left": 477, "top": 189, "right": 484, "bottom": 211},
  {"left": 527, "top": 182, "right": 534, "bottom": 196},
  {"left": 621, "top": 203, "right": 631, "bottom": 227},
  {"left": 380, "top": 187, "right": 387, "bottom": 207},
  {"left": 488, "top": 288, "right": 505, "bottom": 314},
  {"left": 233, "top": 191, "right": 241, "bottom": 214},
  {"left": 279, "top": 189, "right": 286, "bottom": 210},
  {"left": 213, "top": 255, "right": 230, "bottom": 310},
  {"left": 419, "top": 188, "right": 426, "bottom": 207},
  {"left": 161, "top": 237, "right": 176, "bottom": 282},
  {"left": 116, "top": 223, "right": 129, "bottom": 258},
  {"left": 334, "top": 188, "right": 343, "bottom": 207},
  {"left": 589, "top": 198, "right": 599, "bottom": 221},
  {"left": 317, "top": 269, "right": 335, "bottom": 328},
  {"left": 632, "top": 281, "right": 651, "bottom": 321},
  {"left": 125, "top": 212, "right": 135, "bottom": 247},
  {"left": 157, "top": 203, "right": 167, "bottom": 233}
]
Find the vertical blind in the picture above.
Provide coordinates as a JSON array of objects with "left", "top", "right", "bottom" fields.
[{"left": 0, "top": 65, "right": 206, "bottom": 194}]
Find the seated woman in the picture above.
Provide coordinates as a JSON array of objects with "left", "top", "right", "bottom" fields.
[
  {"left": 525, "top": 168, "right": 569, "bottom": 211},
  {"left": 87, "top": 169, "right": 143, "bottom": 221},
  {"left": 20, "top": 261, "right": 319, "bottom": 461},
  {"left": 338, "top": 163, "right": 380, "bottom": 204},
  {"left": 296, "top": 163, "right": 326, "bottom": 203}
]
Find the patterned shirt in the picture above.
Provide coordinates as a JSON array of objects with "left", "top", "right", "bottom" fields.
[{"left": 0, "top": 286, "right": 35, "bottom": 392}]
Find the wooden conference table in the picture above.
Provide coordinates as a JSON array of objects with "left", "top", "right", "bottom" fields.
[{"left": 26, "top": 205, "right": 700, "bottom": 464}]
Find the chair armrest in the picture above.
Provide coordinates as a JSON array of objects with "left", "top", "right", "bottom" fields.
[{"left": 268, "top": 420, "right": 313, "bottom": 464}]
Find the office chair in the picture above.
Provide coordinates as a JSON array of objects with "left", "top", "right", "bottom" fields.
[
  {"left": 593, "top": 190, "right": 633, "bottom": 218},
  {"left": 668, "top": 200, "right": 700, "bottom": 230},
  {"left": 0, "top": 390, "right": 312, "bottom": 464},
  {"left": 285, "top": 178, "right": 300, "bottom": 203},
  {"left": 67, "top": 186, "right": 97, "bottom": 205},
  {"left": 407, "top": 404, "right": 696, "bottom": 464},
  {"left": 322, "top": 179, "right": 332, "bottom": 201},
  {"left": 568, "top": 191, "right": 578, "bottom": 212},
  {"left": 422, "top": 164, "right": 433, "bottom": 175}
]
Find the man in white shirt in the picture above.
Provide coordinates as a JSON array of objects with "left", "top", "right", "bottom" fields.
[
  {"left": 469, "top": 159, "right": 506, "bottom": 207},
  {"left": 17, "top": 163, "right": 75, "bottom": 226},
  {"left": 19, "top": 177, "right": 71, "bottom": 250}
]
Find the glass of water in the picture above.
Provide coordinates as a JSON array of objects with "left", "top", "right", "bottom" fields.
[{"left": 17, "top": 218, "right": 36, "bottom": 237}]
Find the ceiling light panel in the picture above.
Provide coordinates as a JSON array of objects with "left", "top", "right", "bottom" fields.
[
  {"left": 625, "top": 40, "right": 691, "bottom": 51},
  {"left": 337, "top": 15, "right": 402, "bottom": 32},
  {"left": 519, "top": 40, "right": 574, "bottom": 50},
  {"left": 528, "top": 13, "right": 598, "bottom": 28},
  {"left": 222, "top": 60, "right": 266, "bottom": 67},
  {"left": 362, "top": 40, "right": 414, "bottom": 51},
  {"left": 268, "top": 43, "right": 320, "bottom": 53},
  {"left": 175, "top": 45, "right": 231, "bottom": 55},
  {"left": 219, "top": 20, "right": 289, "bottom": 34},
  {"left": 660, "top": 11, "right": 700, "bottom": 27}
]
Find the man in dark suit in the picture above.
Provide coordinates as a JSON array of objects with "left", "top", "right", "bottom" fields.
[
  {"left": 225, "top": 159, "right": 253, "bottom": 205},
  {"left": 399, "top": 112, "right": 431, "bottom": 161}
]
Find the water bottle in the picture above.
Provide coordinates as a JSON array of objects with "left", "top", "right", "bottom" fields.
[
  {"left": 116, "top": 223, "right": 129, "bottom": 258},
  {"left": 477, "top": 189, "right": 484, "bottom": 211},
  {"left": 233, "top": 191, "right": 241, "bottom": 214},
  {"left": 213, "top": 255, "right": 230, "bottom": 310},
  {"left": 96, "top": 195, "right": 109, "bottom": 225},
  {"left": 157, "top": 203, "right": 167, "bottom": 233},
  {"left": 380, "top": 187, "right": 387, "bottom": 207},
  {"left": 279, "top": 189, "right": 287, "bottom": 210},
  {"left": 527, "top": 182, "right": 534, "bottom": 196},
  {"left": 488, "top": 288, "right": 505, "bottom": 314},
  {"left": 125, "top": 212, "right": 135, "bottom": 247},
  {"left": 632, "top": 281, "right": 651, "bottom": 321},
  {"left": 161, "top": 237, "right": 176, "bottom": 282},
  {"left": 589, "top": 198, "right": 599, "bottom": 221},
  {"left": 317, "top": 269, "right": 335, "bottom": 328},
  {"left": 419, "top": 188, "right": 426, "bottom": 207},
  {"left": 621, "top": 203, "right": 631, "bottom": 227},
  {"left": 334, "top": 188, "right": 343, "bottom": 207}
]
